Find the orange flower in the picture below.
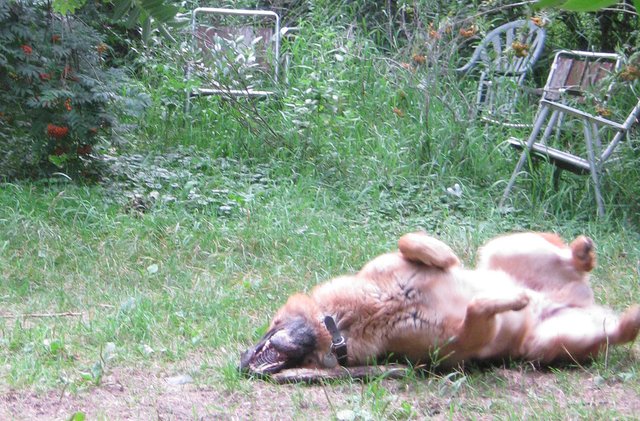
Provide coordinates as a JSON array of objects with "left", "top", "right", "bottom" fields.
[
  {"left": 511, "top": 41, "right": 529, "bottom": 57},
  {"left": 392, "top": 107, "right": 405, "bottom": 117},
  {"left": 459, "top": 26, "right": 477, "bottom": 38},
  {"left": 595, "top": 105, "right": 612, "bottom": 117},
  {"left": 531, "top": 17, "right": 545, "bottom": 27},
  {"left": 21, "top": 45, "right": 33, "bottom": 55},
  {"left": 64, "top": 98, "right": 72, "bottom": 111},
  {"left": 47, "top": 124, "right": 69, "bottom": 139},
  {"left": 412, "top": 54, "right": 426, "bottom": 65},
  {"left": 96, "top": 43, "right": 108, "bottom": 54},
  {"left": 428, "top": 23, "right": 440, "bottom": 39},
  {"left": 620, "top": 65, "right": 640, "bottom": 81}
]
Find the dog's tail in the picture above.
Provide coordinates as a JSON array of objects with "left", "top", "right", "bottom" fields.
[{"left": 398, "top": 232, "right": 460, "bottom": 269}]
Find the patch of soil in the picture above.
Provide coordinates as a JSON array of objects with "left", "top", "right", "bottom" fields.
[{"left": 1, "top": 366, "right": 639, "bottom": 420}]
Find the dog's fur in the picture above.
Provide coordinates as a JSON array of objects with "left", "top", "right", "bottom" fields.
[{"left": 240, "top": 232, "right": 640, "bottom": 375}]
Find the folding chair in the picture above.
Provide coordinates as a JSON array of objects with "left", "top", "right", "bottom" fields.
[
  {"left": 457, "top": 20, "right": 546, "bottom": 126},
  {"left": 500, "top": 50, "right": 640, "bottom": 216},
  {"left": 185, "top": 7, "right": 281, "bottom": 105}
]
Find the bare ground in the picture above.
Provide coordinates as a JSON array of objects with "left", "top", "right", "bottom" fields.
[{"left": 1, "top": 362, "right": 639, "bottom": 421}]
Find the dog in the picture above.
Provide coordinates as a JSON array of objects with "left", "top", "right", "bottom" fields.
[{"left": 240, "top": 232, "right": 640, "bottom": 375}]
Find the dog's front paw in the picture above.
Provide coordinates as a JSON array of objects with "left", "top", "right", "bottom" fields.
[
  {"left": 512, "top": 291, "right": 531, "bottom": 311},
  {"left": 570, "top": 235, "right": 596, "bottom": 272}
]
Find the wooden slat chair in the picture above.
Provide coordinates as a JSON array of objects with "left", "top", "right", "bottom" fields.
[
  {"left": 457, "top": 20, "right": 546, "bottom": 127},
  {"left": 500, "top": 50, "right": 640, "bottom": 216}
]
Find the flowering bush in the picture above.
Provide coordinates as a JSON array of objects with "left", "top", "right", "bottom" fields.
[{"left": 0, "top": 0, "right": 148, "bottom": 179}]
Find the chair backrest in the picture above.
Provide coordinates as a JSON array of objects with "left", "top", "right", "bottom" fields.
[
  {"left": 543, "top": 50, "right": 621, "bottom": 102},
  {"left": 466, "top": 20, "right": 546, "bottom": 77},
  {"left": 187, "top": 7, "right": 281, "bottom": 97},
  {"left": 196, "top": 25, "right": 276, "bottom": 71}
]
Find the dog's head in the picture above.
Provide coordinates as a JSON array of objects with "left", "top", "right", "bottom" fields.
[{"left": 240, "top": 294, "right": 333, "bottom": 375}]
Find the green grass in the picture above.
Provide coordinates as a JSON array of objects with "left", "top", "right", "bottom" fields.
[
  {"left": 1, "top": 156, "right": 639, "bottom": 418},
  {"left": 2, "top": 10, "right": 640, "bottom": 419}
]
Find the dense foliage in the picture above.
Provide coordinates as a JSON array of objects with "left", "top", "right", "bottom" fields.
[
  {"left": 1, "top": 0, "right": 639, "bottom": 219},
  {"left": 0, "top": 0, "right": 147, "bottom": 179}
]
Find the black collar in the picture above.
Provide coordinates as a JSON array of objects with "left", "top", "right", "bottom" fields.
[{"left": 323, "top": 315, "right": 348, "bottom": 366}]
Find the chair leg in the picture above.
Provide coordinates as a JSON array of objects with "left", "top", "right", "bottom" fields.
[
  {"left": 583, "top": 120, "right": 605, "bottom": 217},
  {"left": 500, "top": 105, "right": 551, "bottom": 208},
  {"left": 540, "top": 110, "right": 562, "bottom": 146}
]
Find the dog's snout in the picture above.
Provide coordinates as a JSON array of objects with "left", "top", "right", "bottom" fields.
[{"left": 239, "top": 347, "right": 255, "bottom": 372}]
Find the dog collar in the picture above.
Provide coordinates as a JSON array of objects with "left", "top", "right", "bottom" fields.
[{"left": 323, "top": 315, "right": 348, "bottom": 366}]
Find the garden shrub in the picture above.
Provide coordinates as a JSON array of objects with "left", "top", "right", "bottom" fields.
[{"left": 0, "top": 0, "right": 148, "bottom": 180}]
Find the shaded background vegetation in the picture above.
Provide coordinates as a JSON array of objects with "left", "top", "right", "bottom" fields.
[{"left": 3, "top": 0, "right": 640, "bottom": 223}]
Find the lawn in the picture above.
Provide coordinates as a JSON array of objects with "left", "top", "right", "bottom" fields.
[{"left": 1, "top": 147, "right": 639, "bottom": 419}]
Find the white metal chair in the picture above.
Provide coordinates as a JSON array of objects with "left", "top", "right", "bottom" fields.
[
  {"left": 185, "top": 7, "right": 281, "bottom": 104},
  {"left": 500, "top": 50, "right": 640, "bottom": 216},
  {"left": 457, "top": 19, "right": 546, "bottom": 126}
]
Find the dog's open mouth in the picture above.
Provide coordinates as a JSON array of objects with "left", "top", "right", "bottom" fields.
[
  {"left": 240, "top": 337, "right": 289, "bottom": 375},
  {"left": 240, "top": 317, "right": 318, "bottom": 376}
]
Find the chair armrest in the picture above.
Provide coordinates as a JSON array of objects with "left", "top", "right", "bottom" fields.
[
  {"left": 456, "top": 61, "right": 476, "bottom": 74},
  {"left": 541, "top": 100, "right": 626, "bottom": 130}
]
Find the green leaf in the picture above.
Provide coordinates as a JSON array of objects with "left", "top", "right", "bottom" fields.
[
  {"left": 91, "top": 360, "right": 104, "bottom": 381},
  {"left": 47, "top": 339, "right": 64, "bottom": 355},
  {"left": 558, "top": 0, "right": 618, "bottom": 11},
  {"left": 112, "top": 0, "right": 133, "bottom": 20},
  {"left": 138, "top": 0, "right": 179, "bottom": 23},
  {"left": 48, "top": 154, "right": 69, "bottom": 168},
  {"left": 67, "top": 412, "right": 86, "bottom": 421},
  {"left": 125, "top": 7, "right": 141, "bottom": 29},
  {"left": 157, "top": 23, "right": 177, "bottom": 43},
  {"left": 52, "top": 0, "right": 86, "bottom": 15},
  {"left": 141, "top": 14, "right": 152, "bottom": 43},
  {"left": 534, "top": 0, "right": 567, "bottom": 8}
]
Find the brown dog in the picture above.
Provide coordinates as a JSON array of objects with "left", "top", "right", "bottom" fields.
[{"left": 240, "top": 232, "right": 640, "bottom": 375}]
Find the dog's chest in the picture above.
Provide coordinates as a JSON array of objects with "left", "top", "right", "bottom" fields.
[{"left": 365, "top": 278, "right": 459, "bottom": 343}]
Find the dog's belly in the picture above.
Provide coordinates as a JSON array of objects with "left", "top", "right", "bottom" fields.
[
  {"left": 374, "top": 280, "right": 471, "bottom": 363},
  {"left": 384, "top": 313, "right": 460, "bottom": 362}
]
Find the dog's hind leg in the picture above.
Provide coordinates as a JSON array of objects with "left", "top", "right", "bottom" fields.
[
  {"left": 398, "top": 232, "right": 460, "bottom": 269},
  {"left": 450, "top": 292, "right": 530, "bottom": 356},
  {"left": 522, "top": 304, "right": 640, "bottom": 363},
  {"left": 570, "top": 235, "right": 596, "bottom": 272}
]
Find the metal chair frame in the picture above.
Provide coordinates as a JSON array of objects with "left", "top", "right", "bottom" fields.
[
  {"left": 458, "top": 20, "right": 546, "bottom": 126},
  {"left": 500, "top": 50, "right": 640, "bottom": 216},
  {"left": 185, "top": 7, "right": 281, "bottom": 105}
]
